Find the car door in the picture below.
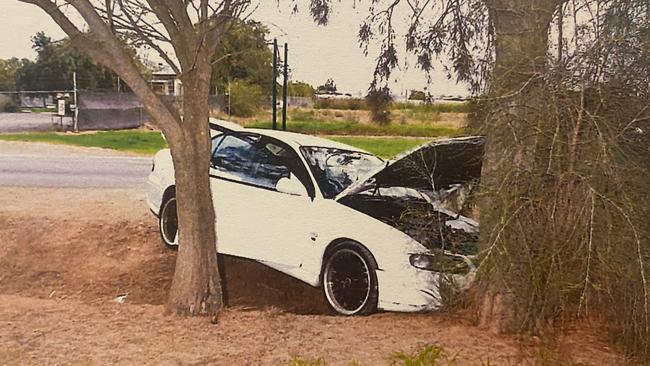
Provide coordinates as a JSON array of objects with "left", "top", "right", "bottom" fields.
[{"left": 209, "top": 133, "right": 317, "bottom": 271}]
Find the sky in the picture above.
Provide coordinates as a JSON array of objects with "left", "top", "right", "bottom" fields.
[{"left": 0, "top": 1, "right": 470, "bottom": 97}]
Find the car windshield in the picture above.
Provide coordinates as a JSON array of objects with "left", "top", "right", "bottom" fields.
[{"left": 301, "top": 146, "right": 384, "bottom": 199}]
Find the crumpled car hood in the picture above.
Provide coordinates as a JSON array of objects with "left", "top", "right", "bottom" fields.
[{"left": 335, "top": 136, "right": 485, "bottom": 200}]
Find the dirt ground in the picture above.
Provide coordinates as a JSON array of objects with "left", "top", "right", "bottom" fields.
[{"left": 0, "top": 187, "right": 626, "bottom": 365}]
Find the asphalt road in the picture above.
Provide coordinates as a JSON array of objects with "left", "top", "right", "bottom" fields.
[
  {"left": 0, "top": 141, "right": 152, "bottom": 188},
  {"left": 0, "top": 113, "right": 71, "bottom": 133}
]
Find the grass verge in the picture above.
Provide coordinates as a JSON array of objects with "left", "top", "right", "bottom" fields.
[
  {"left": 24, "top": 107, "right": 57, "bottom": 113},
  {"left": 0, "top": 130, "right": 166, "bottom": 155},
  {"left": 0, "top": 130, "right": 434, "bottom": 159},
  {"left": 246, "top": 120, "right": 462, "bottom": 137}
]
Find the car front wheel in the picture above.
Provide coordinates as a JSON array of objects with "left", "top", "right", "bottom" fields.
[
  {"left": 322, "top": 242, "right": 378, "bottom": 315},
  {"left": 159, "top": 193, "right": 178, "bottom": 248}
]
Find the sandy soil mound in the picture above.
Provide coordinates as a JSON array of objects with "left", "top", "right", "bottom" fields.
[
  {"left": 0, "top": 214, "right": 174, "bottom": 305},
  {"left": 0, "top": 212, "right": 327, "bottom": 314}
]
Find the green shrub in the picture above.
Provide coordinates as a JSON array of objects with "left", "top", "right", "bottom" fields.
[
  {"left": 287, "top": 81, "right": 316, "bottom": 97},
  {"left": 409, "top": 89, "right": 427, "bottom": 101},
  {"left": 366, "top": 87, "right": 393, "bottom": 125},
  {"left": 392, "top": 345, "right": 448, "bottom": 366},
  {"left": 228, "top": 80, "right": 266, "bottom": 117},
  {"left": 2, "top": 100, "right": 19, "bottom": 113}
]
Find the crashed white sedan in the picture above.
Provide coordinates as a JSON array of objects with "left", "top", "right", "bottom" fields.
[{"left": 147, "top": 120, "right": 484, "bottom": 315}]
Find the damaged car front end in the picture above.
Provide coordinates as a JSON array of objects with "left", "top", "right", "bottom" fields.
[{"left": 332, "top": 136, "right": 485, "bottom": 311}]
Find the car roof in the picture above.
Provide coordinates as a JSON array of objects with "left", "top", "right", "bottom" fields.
[{"left": 209, "top": 119, "right": 371, "bottom": 154}]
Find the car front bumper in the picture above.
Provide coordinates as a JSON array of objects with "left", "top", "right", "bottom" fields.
[{"left": 376, "top": 266, "right": 473, "bottom": 312}]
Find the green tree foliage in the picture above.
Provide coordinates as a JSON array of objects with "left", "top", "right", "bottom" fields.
[
  {"left": 287, "top": 81, "right": 315, "bottom": 97},
  {"left": 408, "top": 90, "right": 426, "bottom": 101},
  {"left": 0, "top": 58, "right": 30, "bottom": 91},
  {"left": 316, "top": 78, "right": 338, "bottom": 94},
  {"left": 211, "top": 20, "right": 274, "bottom": 117},
  {"left": 227, "top": 80, "right": 265, "bottom": 117},
  {"left": 211, "top": 20, "right": 273, "bottom": 95},
  {"left": 16, "top": 32, "right": 117, "bottom": 91}
]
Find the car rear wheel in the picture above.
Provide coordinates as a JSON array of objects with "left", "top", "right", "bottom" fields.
[
  {"left": 322, "top": 242, "right": 378, "bottom": 315},
  {"left": 159, "top": 194, "right": 179, "bottom": 248}
]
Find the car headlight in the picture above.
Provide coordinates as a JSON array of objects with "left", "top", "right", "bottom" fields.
[{"left": 409, "top": 253, "right": 472, "bottom": 275}]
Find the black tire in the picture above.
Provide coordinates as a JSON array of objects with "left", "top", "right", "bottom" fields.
[
  {"left": 158, "top": 191, "right": 179, "bottom": 249},
  {"left": 322, "top": 241, "right": 378, "bottom": 315}
]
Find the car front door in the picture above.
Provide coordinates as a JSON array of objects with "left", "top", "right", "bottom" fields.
[{"left": 209, "top": 133, "right": 317, "bottom": 272}]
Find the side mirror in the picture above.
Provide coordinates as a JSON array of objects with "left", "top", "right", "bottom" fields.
[{"left": 276, "top": 175, "right": 308, "bottom": 196}]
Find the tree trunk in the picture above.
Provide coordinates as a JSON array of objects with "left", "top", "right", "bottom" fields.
[
  {"left": 489, "top": 0, "right": 557, "bottom": 92},
  {"left": 478, "top": 0, "right": 561, "bottom": 333},
  {"left": 166, "top": 55, "right": 224, "bottom": 316}
]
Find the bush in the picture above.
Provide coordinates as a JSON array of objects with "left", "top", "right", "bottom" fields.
[
  {"left": 2, "top": 100, "right": 19, "bottom": 113},
  {"left": 408, "top": 89, "right": 427, "bottom": 101},
  {"left": 228, "top": 80, "right": 265, "bottom": 117},
  {"left": 392, "top": 345, "right": 448, "bottom": 366},
  {"left": 287, "top": 81, "right": 315, "bottom": 97},
  {"left": 366, "top": 87, "right": 392, "bottom": 124}
]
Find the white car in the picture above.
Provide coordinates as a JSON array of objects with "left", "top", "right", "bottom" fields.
[{"left": 147, "top": 119, "right": 484, "bottom": 315}]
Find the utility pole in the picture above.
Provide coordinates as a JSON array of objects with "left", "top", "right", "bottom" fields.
[
  {"left": 271, "top": 39, "right": 278, "bottom": 130},
  {"left": 73, "top": 71, "right": 79, "bottom": 132},
  {"left": 282, "top": 43, "right": 288, "bottom": 131}
]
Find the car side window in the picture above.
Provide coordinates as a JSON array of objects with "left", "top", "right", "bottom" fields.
[
  {"left": 211, "top": 134, "right": 225, "bottom": 155},
  {"left": 255, "top": 144, "right": 292, "bottom": 187},
  {"left": 212, "top": 134, "right": 291, "bottom": 190}
]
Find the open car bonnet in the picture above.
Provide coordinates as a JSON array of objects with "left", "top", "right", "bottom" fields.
[{"left": 335, "top": 136, "right": 486, "bottom": 200}]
